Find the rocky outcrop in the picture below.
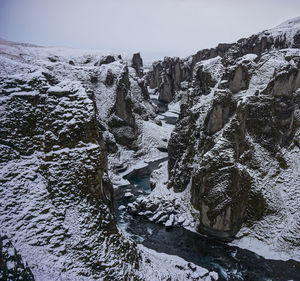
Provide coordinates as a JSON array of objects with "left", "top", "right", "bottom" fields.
[
  {"left": 114, "top": 66, "right": 135, "bottom": 126},
  {"left": 93, "top": 63, "right": 155, "bottom": 150},
  {"left": 107, "top": 66, "right": 138, "bottom": 148},
  {"left": 131, "top": 53, "right": 143, "bottom": 78},
  {"left": 146, "top": 57, "right": 187, "bottom": 103},
  {"left": 0, "top": 76, "right": 111, "bottom": 201},
  {"left": 146, "top": 60, "right": 163, "bottom": 89},
  {"left": 227, "top": 64, "right": 250, "bottom": 93},
  {"left": 168, "top": 47, "right": 300, "bottom": 244}
]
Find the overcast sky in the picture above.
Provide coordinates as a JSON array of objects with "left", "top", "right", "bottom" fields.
[{"left": 0, "top": 0, "right": 300, "bottom": 60}]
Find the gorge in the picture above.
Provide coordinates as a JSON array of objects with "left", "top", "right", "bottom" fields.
[{"left": 1, "top": 17, "right": 300, "bottom": 281}]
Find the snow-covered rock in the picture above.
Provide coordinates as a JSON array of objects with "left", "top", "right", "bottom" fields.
[
  {"left": 145, "top": 17, "right": 300, "bottom": 105},
  {"left": 168, "top": 47, "right": 300, "bottom": 259}
]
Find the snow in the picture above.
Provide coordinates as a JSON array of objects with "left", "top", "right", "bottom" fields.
[
  {"left": 260, "top": 16, "right": 300, "bottom": 47},
  {"left": 124, "top": 192, "right": 134, "bottom": 198},
  {"left": 276, "top": 16, "right": 300, "bottom": 29},
  {"left": 165, "top": 215, "right": 174, "bottom": 228},
  {"left": 230, "top": 236, "right": 296, "bottom": 262},
  {"left": 138, "top": 245, "right": 218, "bottom": 281},
  {"left": 118, "top": 205, "right": 126, "bottom": 211}
]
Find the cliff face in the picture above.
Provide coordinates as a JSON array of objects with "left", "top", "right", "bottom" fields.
[
  {"left": 167, "top": 18, "right": 300, "bottom": 255},
  {"left": 90, "top": 54, "right": 156, "bottom": 152},
  {"left": 0, "top": 40, "right": 152, "bottom": 280},
  {"left": 146, "top": 17, "right": 300, "bottom": 104}
]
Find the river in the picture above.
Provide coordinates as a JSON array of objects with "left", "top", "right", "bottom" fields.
[{"left": 114, "top": 98, "right": 300, "bottom": 281}]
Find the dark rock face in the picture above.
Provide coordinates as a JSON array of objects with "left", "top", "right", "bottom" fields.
[
  {"left": 108, "top": 114, "right": 137, "bottom": 148},
  {"left": 193, "top": 64, "right": 217, "bottom": 93},
  {"left": 95, "top": 55, "right": 116, "bottom": 66},
  {"left": 294, "top": 30, "right": 300, "bottom": 47},
  {"left": 204, "top": 91, "right": 236, "bottom": 135},
  {"left": 114, "top": 66, "right": 135, "bottom": 127},
  {"left": 146, "top": 57, "right": 183, "bottom": 103},
  {"left": 131, "top": 53, "right": 143, "bottom": 78},
  {"left": 105, "top": 68, "right": 115, "bottom": 86},
  {"left": 168, "top": 48, "right": 300, "bottom": 240},
  {"left": 109, "top": 66, "right": 138, "bottom": 149},
  {"left": 158, "top": 71, "right": 173, "bottom": 103},
  {"left": 146, "top": 61, "right": 163, "bottom": 89},
  {"left": 227, "top": 65, "right": 250, "bottom": 93}
]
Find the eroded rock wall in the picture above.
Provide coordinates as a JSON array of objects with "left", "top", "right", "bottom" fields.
[{"left": 168, "top": 49, "right": 300, "bottom": 247}]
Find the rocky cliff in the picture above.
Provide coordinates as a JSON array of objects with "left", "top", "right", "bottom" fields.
[
  {"left": 167, "top": 18, "right": 300, "bottom": 257},
  {"left": 146, "top": 17, "right": 300, "bottom": 104},
  {"left": 0, "top": 39, "right": 158, "bottom": 280}
]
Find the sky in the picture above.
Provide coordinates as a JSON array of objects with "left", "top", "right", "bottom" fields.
[{"left": 0, "top": 0, "right": 300, "bottom": 61}]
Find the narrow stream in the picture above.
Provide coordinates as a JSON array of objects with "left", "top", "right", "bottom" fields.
[{"left": 114, "top": 158, "right": 300, "bottom": 281}]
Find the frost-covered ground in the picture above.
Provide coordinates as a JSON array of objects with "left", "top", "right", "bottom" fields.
[
  {"left": 138, "top": 245, "right": 218, "bottom": 281},
  {"left": 260, "top": 16, "right": 300, "bottom": 46}
]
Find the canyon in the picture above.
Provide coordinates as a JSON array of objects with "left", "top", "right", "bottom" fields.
[{"left": 1, "top": 17, "right": 300, "bottom": 281}]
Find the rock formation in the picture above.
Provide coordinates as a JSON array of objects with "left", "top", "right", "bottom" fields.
[
  {"left": 167, "top": 18, "right": 300, "bottom": 253},
  {"left": 131, "top": 52, "right": 144, "bottom": 78}
]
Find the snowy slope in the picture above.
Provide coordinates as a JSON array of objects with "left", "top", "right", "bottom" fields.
[{"left": 263, "top": 16, "right": 300, "bottom": 46}]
